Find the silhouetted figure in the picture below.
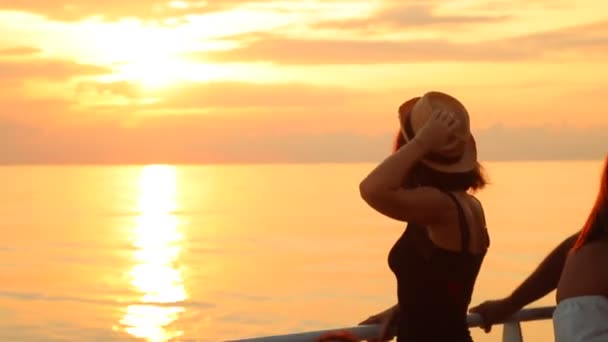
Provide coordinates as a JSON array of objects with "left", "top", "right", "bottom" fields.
[{"left": 358, "top": 92, "right": 490, "bottom": 342}]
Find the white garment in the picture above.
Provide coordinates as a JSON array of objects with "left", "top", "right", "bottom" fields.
[{"left": 553, "top": 295, "right": 608, "bottom": 342}]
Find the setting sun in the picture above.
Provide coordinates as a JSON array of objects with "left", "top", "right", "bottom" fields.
[
  {"left": 114, "top": 56, "right": 191, "bottom": 89},
  {"left": 78, "top": 19, "right": 207, "bottom": 89}
]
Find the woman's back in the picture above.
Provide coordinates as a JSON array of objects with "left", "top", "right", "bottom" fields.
[
  {"left": 389, "top": 192, "right": 489, "bottom": 342},
  {"left": 554, "top": 242, "right": 608, "bottom": 342},
  {"left": 557, "top": 241, "right": 608, "bottom": 302},
  {"left": 427, "top": 192, "right": 489, "bottom": 254}
]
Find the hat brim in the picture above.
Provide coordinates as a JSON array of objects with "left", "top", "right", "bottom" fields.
[{"left": 417, "top": 135, "right": 477, "bottom": 173}]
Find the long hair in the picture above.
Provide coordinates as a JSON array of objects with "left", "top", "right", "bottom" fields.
[{"left": 572, "top": 155, "right": 608, "bottom": 252}]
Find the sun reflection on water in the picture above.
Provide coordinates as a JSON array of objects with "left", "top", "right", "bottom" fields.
[{"left": 120, "top": 165, "right": 187, "bottom": 342}]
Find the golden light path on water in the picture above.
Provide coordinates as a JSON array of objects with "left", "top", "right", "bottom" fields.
[{"left": 120, "top": 165, "right": 187, "bottom": 342}]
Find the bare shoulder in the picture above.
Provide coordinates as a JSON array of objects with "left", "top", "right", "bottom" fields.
[
  {"left": 359, "top": 185, "right": 457, "bottom": 224},
  {"left": 570, "top": 241, "right": 608, "bottom": 261},
  {"left": 562, "top": 242, "right": 608, "bottom": 279},
  {"left": 460, "top": 193, "right": 490, "bottom": 250},
  {"left": 467, "top": 194, "right": 486, "bottom": 224},
  {"left": 558, "top": 241, "right": 608, "bottom": 300}
]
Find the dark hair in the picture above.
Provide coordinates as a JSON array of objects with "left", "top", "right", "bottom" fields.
[
  {"left": 572, "top": 156, "right": 608, "bottom": 252},
  {"left": 392, "top": 129, "right": 487, "bottom": 192}
]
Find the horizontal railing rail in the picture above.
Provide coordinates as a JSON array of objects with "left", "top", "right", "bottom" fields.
[{"left": 227, "top": 306, "right": 555, "bottom": 342}]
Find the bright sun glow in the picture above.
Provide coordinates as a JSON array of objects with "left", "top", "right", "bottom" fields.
[
  {"left": 117, "top": 57, "right": 191, "bottom": 89},
  {"left": 107, "top": 40, "right": 200, "bottom": 90},
  {"left": 84, "top": 20, "right": 209, "bottom": 89},
  {"left": 119, "top": 165, "right": 187, "bottom": 342}
]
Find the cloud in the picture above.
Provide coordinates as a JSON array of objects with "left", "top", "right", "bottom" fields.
[
  {"left": 1, "top": 76, "right": 606, "bottom": 164},
  {"left": 0, "top": 115, "right": 391, "bottom": 164},
  {"left": 0, "top": 46, "right": 42, "bottom": 56},
  {"left": 2, "top": 113, "right": 606, "bottom": 164},
  {"left": 0, "top": 0, "right": 203, "bottom": 21},
  {"left": 0, "top": 0, "right": 347, "bottom": 21},
  {"left": 194, "top": 36, "right": 525, "bottom": 64},
  {"left": 476, "top": 124, "right": 607, "bottom": 161},
  {"left": 66, "top": 80, "right": 386, "bottom": 126},
  {"left": 0, "top": 57, "right": 113, "bottom": 124},
  {"left": 76, "top": 81, "right": 142, "bottom": 99},
  {"left": 5, "top": 76, "right": 607, "bottom": 132},
  {"left": 473, "top": 0, "right": 573, "bottom": 11},
  {"left": 0, "top": 59, "right": 110, "bottom": 81},
  {"left": 315, "top": 3, "right": 509, "bottom": 31},
  {"left": 515, "top": 20, "right": 608, "bottom": 52},
  {"left": 157, "top": 81, "right": 371, "bottom": 109},
  {"left": 193, "top": 19, "right": 608, "bottom": 64},
  {"left": 0, "top": 78, "right": 393, "bottom": 163},
  {"left": 0, "top": 98, "right": 76, "bottom": 121},
  {"left": 0, "top": 77, "right": 399, "bottom": 136}
]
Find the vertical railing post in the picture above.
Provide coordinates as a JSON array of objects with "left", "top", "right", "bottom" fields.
[{"left": 502, "top": 322, "right": 523, "bottom": 342}]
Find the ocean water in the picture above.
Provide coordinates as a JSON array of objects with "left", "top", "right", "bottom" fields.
[{"left": 0, "top": 161, "right": 603, "bottom": 342}]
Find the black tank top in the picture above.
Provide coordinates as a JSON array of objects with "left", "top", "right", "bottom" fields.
[{"left": 388, "top": 192, "right": 489, "bottom": 342}]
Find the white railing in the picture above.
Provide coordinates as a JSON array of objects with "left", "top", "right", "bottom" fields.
[{"left": 227, "top": 306, "right": 555, "bottom": 342}]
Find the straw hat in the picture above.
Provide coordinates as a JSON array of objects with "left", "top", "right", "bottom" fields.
[{"left": 400, "top": 91, "right": 477, "bottom": 173}]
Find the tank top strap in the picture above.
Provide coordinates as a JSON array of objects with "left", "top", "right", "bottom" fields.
[{"left": 443, "top": 191, "right": 470, "bottom": 253}]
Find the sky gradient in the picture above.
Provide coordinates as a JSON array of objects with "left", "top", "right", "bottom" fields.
[{"left": 1, "top": 0, "right": 606, "bottom": 163}]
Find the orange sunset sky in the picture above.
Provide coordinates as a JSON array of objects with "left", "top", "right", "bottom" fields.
[{"left": 1, "top": 0, "right": 606, "bottom": 163}]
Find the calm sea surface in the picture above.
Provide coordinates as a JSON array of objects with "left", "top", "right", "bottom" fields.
[{"left": 0, "top": 161, "right": 603, "bottom": 342}]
